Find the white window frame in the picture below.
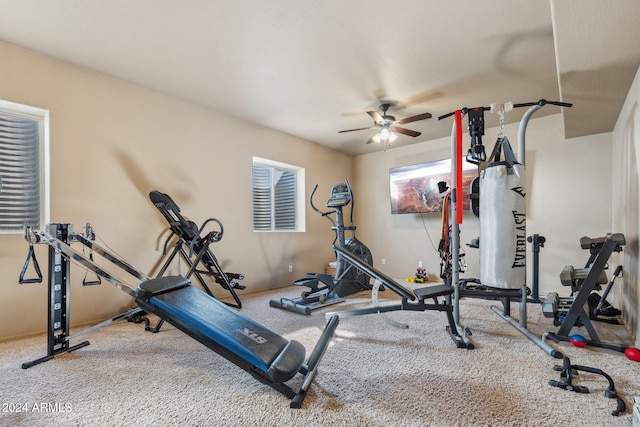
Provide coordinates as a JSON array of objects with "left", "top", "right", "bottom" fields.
[
  {"left": 252, "top": 156, "right": 305, "bottom": 232},
  {"left": 0, "top": 99, "right": 50, "bottom": 233}
]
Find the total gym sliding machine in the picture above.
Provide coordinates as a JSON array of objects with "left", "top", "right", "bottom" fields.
[
  {"left": 19, "top": 223, "right": 338, "bottom": 408},
  {"left": 270, "top": 180, "right": 374, "bottom": 314}
]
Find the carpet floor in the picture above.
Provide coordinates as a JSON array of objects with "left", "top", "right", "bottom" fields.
[{"left": 1, "top": 285, "right": 638, "bottom": 426}]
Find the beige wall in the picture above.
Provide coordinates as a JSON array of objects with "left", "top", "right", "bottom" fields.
[
  {"left": 612, "top": 64, "right": 640, "bottom": 347},
  {"left": 0, "top": 41, "right": 352, "bottom": 341},
  {"left": 353, "top": 113, "right": 613, "bottom": 299},
  {"left": 2, "top": 37, "right": 637, "bottom": 347}
]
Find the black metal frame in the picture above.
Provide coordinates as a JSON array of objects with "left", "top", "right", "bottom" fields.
[
  {"left": 22, "top": 223, "right": 145, "bottom": 369},
  {"left": 150, "top": 191, "right": 244, "bottom": 308},
  {"left": 438, "top": 100, "right": 574, "bottom": 357},
  {"left": 326, "top": 245, "right": 470, "bottom": 349},
  {"left": 545, "top": 234, "right": 627, "bottom": 352},
  {"left": 22, "top": 224, "right": 88, "bottom": 368}
]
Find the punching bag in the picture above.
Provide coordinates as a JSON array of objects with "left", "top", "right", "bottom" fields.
[{"left": 479, "top": 136, "right": 526, "bottom": 289}]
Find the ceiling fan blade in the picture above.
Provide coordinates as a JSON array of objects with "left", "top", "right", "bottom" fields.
[
  {"left": 367, "top": 110, "right": 384, "bottom": 123},
  {"left": 402, "top": 91, "right": 444, "bottom": 107},
  {"left": 338, "top": 126, "right": 374, "bottom": 133},
  {"left": 392, "top": 126, "right": 421, "bottom": 137},
  {"left": 365, "top": 134, "right": 378, "bottom": 144},
  {"left": 397, "top": 112, "right": 432, "bottom": 125}
]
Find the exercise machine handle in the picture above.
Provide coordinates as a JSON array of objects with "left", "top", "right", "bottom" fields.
[
  {"left": 345, "top": 178, "right": 355, "bottom": 226},
  {"left": 593, "top": 265, "right": 622, "bottom": 316},
  {"left": 513, "top": 99, "right": 573, "bottom": 109},
  {"left": 438, "top": 100, "right": 571, "bottom": 120},
  {"left": 309, "top": 184, "right": 337, "bottom": 227},
  {"left": 437, "top": 106, "right": 491, "bottom": 121},
  {"left": 19, "top": 244, "right": 43, "bottom": 284},
  {"left": 309, "top": 184, "right": 322, "bottom": 215},
  {"left": 269, "top": 298, "right": 312, "bottom": 315}
]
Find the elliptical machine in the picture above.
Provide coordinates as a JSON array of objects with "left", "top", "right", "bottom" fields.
[{"left": 270, "top": 180, "right": 374, "bottom": 314}]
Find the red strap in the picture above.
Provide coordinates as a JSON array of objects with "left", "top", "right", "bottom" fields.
[{"left": 455, "top": 110, "right": 463, "bottom": 224}]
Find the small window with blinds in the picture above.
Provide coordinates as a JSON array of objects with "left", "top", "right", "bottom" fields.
[
  {"left": 252, "top": 157, "right": 305, "bottom": 232},
  {"left": 0, "top": 100, "right": 49, "bottom": 233}
]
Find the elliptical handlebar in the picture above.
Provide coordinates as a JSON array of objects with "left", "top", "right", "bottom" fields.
[
  {"left": 309, "top": 184, "right": 323, "bottom": 215},
  {"left": 309, "top": 183, "right": 338, "bottom": 228},
  {"left": 344, "top": 178, "right": 355, "bottom": 226}
]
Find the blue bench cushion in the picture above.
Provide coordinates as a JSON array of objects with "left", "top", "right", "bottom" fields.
[{"left": 138, "top": 278, "right": 305, "bottom": 383}]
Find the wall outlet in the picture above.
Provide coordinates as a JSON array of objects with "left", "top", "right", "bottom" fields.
[
  {"left": 288, "top": 264, "right": 293, "bottom": 273},
  {"left": 418, "top": 261, "right": 423, "bottom": 268},
  {"left": 382, "top": 258, "right": 386, "bottom": 265}
]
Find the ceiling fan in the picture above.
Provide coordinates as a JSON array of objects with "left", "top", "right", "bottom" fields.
[{"left": 338, "top": 103, "right": 432, "bottom": 146}]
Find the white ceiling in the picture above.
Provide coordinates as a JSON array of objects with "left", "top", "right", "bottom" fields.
[{"left": 0, "top": 0, "right": 639, "bottom": 155}]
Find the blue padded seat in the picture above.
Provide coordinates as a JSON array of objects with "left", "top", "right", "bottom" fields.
[{"left": 136, "top": 276, "right": 306, "bottom": 384}]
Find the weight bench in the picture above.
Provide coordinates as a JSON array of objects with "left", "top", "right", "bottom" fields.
[
  {"left": 22, "top": 223, "right": 339, "bottom": 408},
  {"left": 326, "top": 245, "right": 470, "bottom": 349}
]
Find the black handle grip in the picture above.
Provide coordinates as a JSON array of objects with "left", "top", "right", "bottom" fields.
[
  {"left": 438, "top": 106, "right": 490, "bottom": 121},
  {"left": 612, "top": 396, "right": 626, "bottom": 416},
  {"left": 437, "top": 111, "right": 455, "bottom": 120},
  {"left": 513, "top": 99, "right": 573, "bottom": 108},
  {"left": 440, "top": 100, "right": 572, "bottom": 120}
]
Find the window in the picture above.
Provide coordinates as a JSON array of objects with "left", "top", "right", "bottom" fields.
[
  {"left": 0, "top": 100, "right": 49, "bottom": 233},
  {"left": 252, "top": 157, "right": 305, "bottom": 232}
]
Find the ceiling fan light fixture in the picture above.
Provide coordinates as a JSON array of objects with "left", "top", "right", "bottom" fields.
[
  {"left": 373, "top": 127, "right": 397, "bottom": 143},
  {"left": 339, "top": 103, "right": 430, "bottom": 149},
  {"left": 380, "top": 126, "right": 391, "bottom": 140}
]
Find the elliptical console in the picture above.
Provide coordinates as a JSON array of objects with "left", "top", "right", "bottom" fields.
[{"left": 326, "top": 183, "right": 351, "bottom": 207}]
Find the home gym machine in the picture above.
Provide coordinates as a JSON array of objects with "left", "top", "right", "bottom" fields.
[
  {"left": 20, "top": 223, "right": 145, "bottom": 368},
  {"left": 542, "top": 233, "right": 627, "bottom": 352},
  {"left": 438, "top": 99, "right": 572, "bottom": 356},
  {"left": 19, "top": 222, "right": 339, "bottom": 408},
  {"left": 269, "top": 180, "right": 374, "bottom": 314},
  {"left": 149, "top": 190, "right": 245, "bottom": 308}
]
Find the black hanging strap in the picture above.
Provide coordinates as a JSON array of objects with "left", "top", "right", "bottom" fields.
[
  {"left": 19, "top": 244, "right": 43, "bottom": 284},
  {"left": 82, "top": 252, "right": 102, "bottom": 285},
  {"left": 487, "top": 135, "right": 519, "bottom": 166}
]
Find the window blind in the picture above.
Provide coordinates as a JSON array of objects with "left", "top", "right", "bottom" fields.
[
  {"left": 274, "top": 169, "right": 295, "bottom": 230},
  {"left": 0, "top": 112, "right": 41, "bottom": 232},
  {"left": 252, "top": 163, "right": 296, "bottom": 231},
  {"left": 252, "top": 163, "right": 272, "bottom": 231}
]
